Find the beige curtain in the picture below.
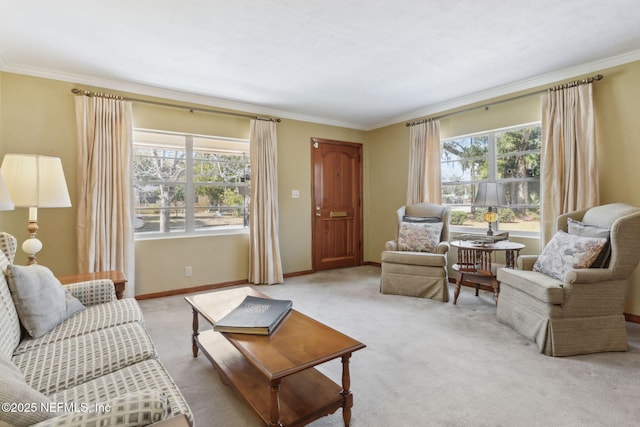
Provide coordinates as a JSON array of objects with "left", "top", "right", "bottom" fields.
[
  {"left": 407, "top": 120, "right": 442, "bottom": 205},
  {"left": 248, "top": 119, "right": 283, "bottom": 284},
  {"left": 74, "top": 96, "right": 135, "bottom": 296},
  {"left": 540, "top": 83, "right": 598, "bottom": 245}
]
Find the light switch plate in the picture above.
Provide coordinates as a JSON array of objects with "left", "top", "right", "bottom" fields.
[{"left": 291, "top": 190, "right": 300, "bottom": 198}]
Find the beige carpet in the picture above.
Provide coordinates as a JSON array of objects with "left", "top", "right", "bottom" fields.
[{"left": 138, "top": 266, "right": 640, "bottom": 426}]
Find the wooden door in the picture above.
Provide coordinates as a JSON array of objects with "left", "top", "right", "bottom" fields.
[{"left": 311, "top": 138, "right": 363, "bottom": 271}]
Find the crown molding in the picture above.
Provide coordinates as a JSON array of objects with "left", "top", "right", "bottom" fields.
[
  {"left": 3, "top": 48, "right": 640, "bottom": 132},
  {"left": 369, "top": 49, "right": 640, "bottom": 131},
  {"left": 0, "top": 63, "right": 366, "bottom": 131}
]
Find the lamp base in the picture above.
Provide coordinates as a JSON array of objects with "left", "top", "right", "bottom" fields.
[
  {"left": 483, "top": 208, "right": 499, "bottom": 237},
  {"left": 23, "top": 218, "right": 41, "bottom": 265},
  {"left": 22, "top": 237, "right": 42, "bottom": 265}
]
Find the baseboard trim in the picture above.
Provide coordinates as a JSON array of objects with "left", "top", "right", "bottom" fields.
[
  {"left": 135, "top": 280, "right": 248, "bottom": 300},
  {"left": 283, "top": 270, "right": 314, "bottom": 278},
  {"left": 135, "top": 269, "right": 316, "bottom": 300}
]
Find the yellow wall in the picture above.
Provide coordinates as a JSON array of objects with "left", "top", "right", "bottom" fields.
[
  {"left": 0, "top": 73, "right": 366, "bottom": 296},
  {"left": 367, "top": 61, "right": 640, "bottom": 315},
  {"left": 2, "top": 60, "right": 640, "bottom": 313}
]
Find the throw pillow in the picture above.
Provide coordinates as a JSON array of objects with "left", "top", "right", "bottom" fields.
[
  {"left": 397, "top": 221, "right": 443, "bottom": 253},
  {"left": 6, "top": 264, "right": 86, "bottom": 339},
  {"left": 402, "top": 215, "right": 441, "bottom": 223},
  {"left": 29, "top": 390, "right": 169, "bottom": 427},
  {"left": 567, "top": 217, "right": 611, "bottom": 268},
  {"left": 533, "top": 230, "right": 607, "bottom": 281},
  {"left": 0, "top": 355, "right": 54, "bottom": 426}
]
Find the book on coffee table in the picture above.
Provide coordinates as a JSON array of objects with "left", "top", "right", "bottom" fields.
[{"left": 213, "top": 295, "right": 293, "bottom": 335}]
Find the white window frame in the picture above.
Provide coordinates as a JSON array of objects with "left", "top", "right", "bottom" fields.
[
  {"left": 133, "top": 128, "right": 250, "bottom": 239},
  {"left": 441, "top": 122, "right": 541, "bottom": 237}
]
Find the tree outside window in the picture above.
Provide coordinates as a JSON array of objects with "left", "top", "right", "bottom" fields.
[
  {"left": 132, "top": 130, "right": 250, "bottom": 236},
  {"left": 441, "top": 123, "right": 541, "bottom": 234}
]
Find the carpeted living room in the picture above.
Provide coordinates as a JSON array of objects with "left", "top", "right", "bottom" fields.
[
  {"left": 138, "top": 266, "right": 640, "bottom": 426},
  {"left": 2, "top": 2, "right": 640, "bottom": 427}
]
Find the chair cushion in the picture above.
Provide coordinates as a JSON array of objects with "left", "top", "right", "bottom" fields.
[
  {"left": 0, "top": 355, "right": 53, "bottom": 426},
  {"left": 51, "top": 359, "right": 193, "bottom": 425},
  {"left": 402, "top": 215, "right": 440, "bottom": 223},
  {"left": 13, "top": 322, "right": 157, "bottom": 395},
  {"left": 397, "top": 221, "right": 443, "bottom": 252},
  {"left": 6, "top": 264, "right": 86, "bottom": 339},
  {"left": 497, "top": 268, "right": 565, "bottom": 304},
  {"left": 567, "top": 218, "right": 611, "bottom": 268},
  {"left": 533, "top": 231, "right": 607, "bottom": 281},
  {"left": 13, "top": 298, "right": 144, "bottom": 356},
  {"left": 382, "top": 250, "right": 446, "bottom": 267},
  {"left": 32, "top": 390, "right": 168, "bottom": 427}
]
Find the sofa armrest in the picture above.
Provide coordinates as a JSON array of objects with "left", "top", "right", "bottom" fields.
[
  {"left": 32, "top": 390, "right": 168, "bottom": 427},
  {"left": 435, "top": 241, "right": 450, "bottom": 255},
  {"left": 517, "top": 255, "right": 539, "bottom": 271},
  {"left": 564, "top": 268, "right": 614, "bottom": 285},
  {"left": 385, "top": 240, "right": 398, "bottom": 251},
  {"left": 62, "top": 280, "right": 116, "bottom": 306}
]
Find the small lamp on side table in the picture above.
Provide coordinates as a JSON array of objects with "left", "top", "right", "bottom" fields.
[
  {"left": 473, "top": 182, "right": 507, "bottom": 236},
  {"left": 0, "top": 154, "right": 72, "bottom": 264}
]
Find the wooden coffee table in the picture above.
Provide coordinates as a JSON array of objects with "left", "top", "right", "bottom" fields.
[{"left": 185, "top": 287, "right": 366, "bottom": 427}]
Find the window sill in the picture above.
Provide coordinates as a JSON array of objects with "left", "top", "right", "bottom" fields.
[{"left": 135, "top": 228, "right": 249, "bottom": 241}]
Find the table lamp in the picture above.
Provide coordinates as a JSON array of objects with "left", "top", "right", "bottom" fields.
[
  {"left": 0, "top": 154, "right": 71, "bottom": 264},
  {"left": 473, "top": 182, "right": 507, "bottom": 236},
  {"left": 0, "top": 173, "right": 15, "bottom": 211}
]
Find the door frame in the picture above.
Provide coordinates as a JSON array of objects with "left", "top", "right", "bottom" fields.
[{"left": 310, "top": 137, "right": 364, "bottom": 272}]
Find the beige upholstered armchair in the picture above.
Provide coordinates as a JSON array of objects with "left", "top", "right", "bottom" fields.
[
  {"left": 496, "top": 203, "right": 640, "bottom": 356},
  {"left": 380, "top": 202, "right": 451, "bottom": 301}
]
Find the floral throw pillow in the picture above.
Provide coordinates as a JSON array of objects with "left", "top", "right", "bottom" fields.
[
  {"left": 533, "top": 230, "right": 607, "bottom": 281},
  {"left": 397, "top": 221, "right": 443, "bottom": 253}
]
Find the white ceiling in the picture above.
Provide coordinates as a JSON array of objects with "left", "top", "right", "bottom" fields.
[{"left": 1, "top": 0, "right": 640, "bottom": 130}]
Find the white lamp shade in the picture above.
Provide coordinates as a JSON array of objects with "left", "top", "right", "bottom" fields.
[
  {"left": 0, "top": 154, "right": 71, "bottom": 208},
  {"left": 473, "top": 182, "right": 507, "bottom": 207},
  {"left": 0, "top": 173, "right": 15, "bottom": 210}
]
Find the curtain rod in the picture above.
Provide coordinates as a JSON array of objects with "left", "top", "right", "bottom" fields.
[
  {"left": 70, "top": 88, "right": 281, "bottom": 123},
  {"left": 406, "top": 74, "right": 603, "bottom": 127}
]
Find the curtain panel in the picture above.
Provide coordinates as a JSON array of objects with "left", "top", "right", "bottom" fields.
[
  {"left": 74, "top": 96, "right": 135, "bottom": 295},
  {"left": 540, "top": 83, "right": 598, "bottom": 245},
  {"left": 248, "top": 119, "right": 283, "bottom": 284},
  {"left": 406, "top": 120, "right": 442, "bottom": 205}
]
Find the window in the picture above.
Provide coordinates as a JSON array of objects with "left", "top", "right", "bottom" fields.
[
  {"left": 440, "top": 123, "right": 541, "bottom": 235},
  {"left": 133, "top": 129, "right": 250, "bottom": 236}
]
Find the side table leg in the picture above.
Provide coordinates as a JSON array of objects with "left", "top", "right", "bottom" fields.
[
  {"left": 341, "top": 353, "right": 353, "bottom": 427},
  {"left": 453, "top": 272, "right": 463, "bottom": 305},
  {"left": 191, "top": 308, "right": 199, "bottom": 357},
  {"left": 492, "top": 278, "right": 499, "bottom": 304},
  {"left": 269, "top": 379, "right": 283, "bottom": 427}
]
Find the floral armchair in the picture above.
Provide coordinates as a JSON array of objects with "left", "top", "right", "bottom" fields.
[
  {"left": 496, "top": 203, "right": 640, "bottom": 356},
  {"left": 380, "top": 202, "right": 451, "bottom": 301}
]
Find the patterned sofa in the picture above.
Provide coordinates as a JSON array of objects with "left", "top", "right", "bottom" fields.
[{"left": 0, "top": 233, "right": 192, "bottom": 426}]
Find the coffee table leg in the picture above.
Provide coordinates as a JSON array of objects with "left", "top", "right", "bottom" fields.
[
  {"left": 269, "top": 379, "right": 283, "bottom": 427},
  {"left": 191, "top": 307, "right": 199, "bottom": 357},
  {"left": 341, "top": 353, "right": 354, "bottom": 427}
]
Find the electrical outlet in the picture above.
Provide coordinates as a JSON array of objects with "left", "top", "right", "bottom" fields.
[{"left": 185, "top": 266, "right": 192, "bottom": 277}]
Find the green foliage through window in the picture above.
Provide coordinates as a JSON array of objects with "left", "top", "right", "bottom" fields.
[
  {"left": 441, "top": 123, "right": 541, "bottom": 234},
  {"left": 132, "top": 129, "right": 250, "bottom": 235}
]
